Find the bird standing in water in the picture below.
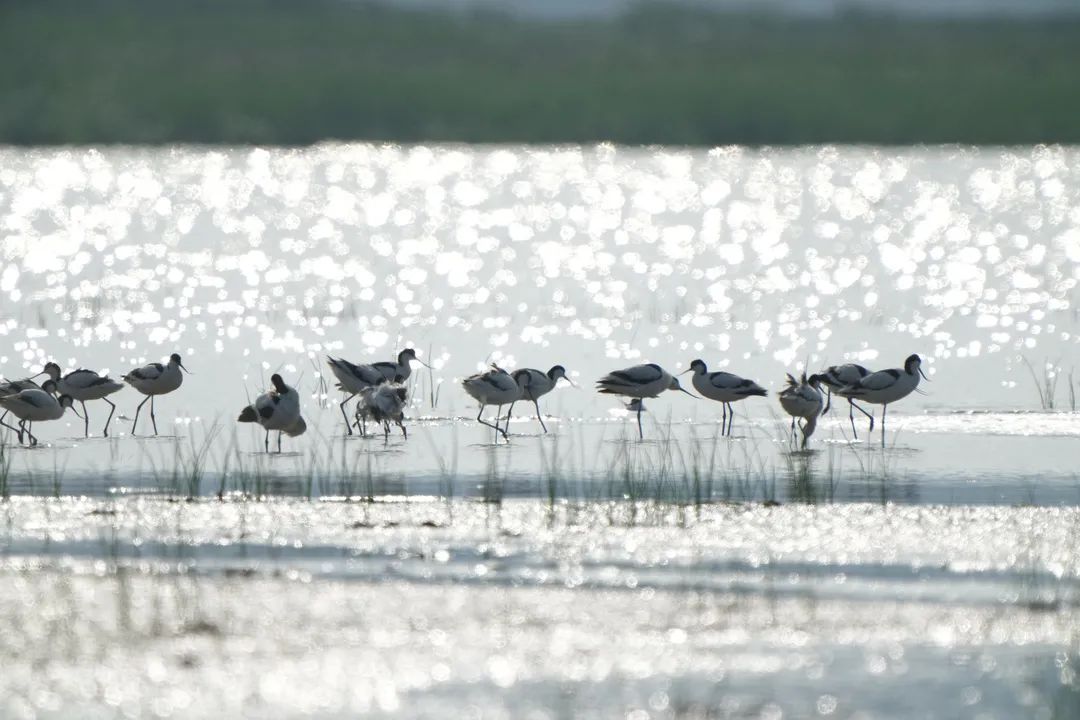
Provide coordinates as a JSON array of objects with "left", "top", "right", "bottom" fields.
[{"left": 237, "top": 373, "right": 306, "bottom": 453}]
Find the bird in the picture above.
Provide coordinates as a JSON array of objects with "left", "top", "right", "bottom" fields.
[
  {"left": 369, "top": 348, "right": 428, "bottom": 383},
  {"left": 682, "top": 359, "right": 767, "bottom": 437},
  {"left": 326, "top": 357, "right": 388, "bottom": 435},
  {"left": 505, "top": 365, "right": 574, "bottom": 434},
  {"left": 41, "top": 362, "right": 125, "bottom": 438},
  {"left": 355, "top": 380, "right": 408, "bottom": 442},
  {"left": 0, "top": 380, "right": 79, "bottom": 446},
  {"left": 462, "top": 365, "right": 528, "bottom": 443},
  {"left": 596, "top": 363, "right": 694, "bottom": 440},
  {"left": 816, "top": 362, "right": 875, "bottom": 439},
  {"left": 325, "top": 349, "right": 429, "bottom": 435},
  {"left": 836, "top": 354, "right": 928, "bottom": 448},
  {"left": 237, "top": 373, "right": 305, "bottom": 453},
  {"left": 123, "top": 353, "right": 190, "bottom": 436},
  {"left": 778, "top": 372, "right": 824, "bottom": 450},
  {"left": 0, "top": 368, "right": 52, "bottom": 442}
]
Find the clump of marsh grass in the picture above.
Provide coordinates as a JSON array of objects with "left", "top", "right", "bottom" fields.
[{"left": 1022, "top": 355, "right": 1061, "bottom": 410}]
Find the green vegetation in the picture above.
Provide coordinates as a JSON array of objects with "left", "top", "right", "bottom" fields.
[{"left": 3, "top": 0, "right": 1080, "bottom": 145}]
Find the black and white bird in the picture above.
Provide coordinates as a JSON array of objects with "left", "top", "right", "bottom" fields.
[
  {"left": 462, "top": 365, "right": 528, "bottom": 443},
  {"left": 505, "top": 365, "right": 574, "bottom": 434},
  {"left": 596, "top": 363, "right": 694, "bottom": 440},
  {"left": 816, "top": 362, "right": 875, "bottom": 439},
  {"left": 836, "top": 354, "right": 928, "bottom": 448},
  {"left": 778, "top": 372, "right": 824, "bottom": 450},
  {"left": 123, "top": 353, "right": 189, "bottom": 436},
  {"left": 683, "top": 359, "right": 767, "bottom": 437},
  {"left": 355, "top": 381, "right": 408, "bottom": 442},
  {"left": 325, "top": 349, "right": 428, "bottom": 435},
  {"left": 237, "top": 373, "right": 306, "bottom": 453},
  {"left": 0, "top": 367, "right": 52, "bottom": 441},
  {"left": 42, "top": 362, "right": 125, "bottom": 438},
  {"left": 0, "top": 380, "right": 80, "bottom": 446}
]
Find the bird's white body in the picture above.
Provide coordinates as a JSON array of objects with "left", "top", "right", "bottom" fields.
[
  {"left": 818, "top": 363, "right": 869, "bottom": 391},
  {"left": 124, "top": 358, "right": 183, "bottom": 396},
  {"left": 779, "top": 373, "right": 823, "bottom": 449},
  {"left": 55, "top": 369, "right": 125, "bottom": 401},
  {"left": 463, "top": 366, "right": 526, "bottom": 406},
  {"left": 690, "top": 368, "right": 767, "bottom": 404},
  {"left": 506, "top": 365, "right": 572, "bottom": 434},
  {"left": 326, "top": 357, "right": 386, "bottom": 394},
  {"left": 463, "top": 365, "right": 528, "bottom": 442},
  {"left": 685, "top": 360, "right": 766, "bottom": 437},
  {"left": 596, "top": 363, "right": 679, "bottom": 400},
  {"left": 0, "top": 388, "right": 68, "bottom": 423},
  {"left": 596, "top": 363, "right": 692, "bottom": 439},
  {"left": 837, "top": 365, "right": 921, "bottom": 405}
]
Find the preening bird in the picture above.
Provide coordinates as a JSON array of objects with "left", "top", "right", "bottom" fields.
[
  {"left": 326, "top": 348, "right": 429, "bottom": 436},
  {"left": 237, "top": 373, "right": 306, "bottom": 453},
  {"left": 355, "top": 381, "right": 408, "bottom": 441},
  {"left": 778, "top": 372, "right": 824, "bottom": 450}
]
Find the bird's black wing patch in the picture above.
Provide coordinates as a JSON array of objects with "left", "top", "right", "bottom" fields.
[{"left": 259, "top": 405, "right": 274, "bottom": 419}]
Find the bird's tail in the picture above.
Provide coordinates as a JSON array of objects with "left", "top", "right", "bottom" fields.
[{"left": 237, "top": 406, "right": 258, "bottom": 423}]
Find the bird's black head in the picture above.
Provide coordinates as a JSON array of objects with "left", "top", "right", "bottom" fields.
[
  {"left": 905, "top": 354, "right": 929, "bottom": 381},
  {"left": 548, "top": 365, "right": 566, "bottom": 380},
  {"left": 399, "top": 348, "right": 417, "bottom": 361},
  {"left": 689, "top": 359, "right": 707, "bottom": 374},
  {"left": 271, "top": 374, "right": 287, "bottom": 393},
  {"left": 170, "top": 353, "right": 182, "bottom": 364},
  {"left": 41, "top": 379, "right": 58, "bottom": 394}
]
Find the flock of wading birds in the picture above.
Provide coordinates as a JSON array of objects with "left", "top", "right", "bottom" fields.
[{"left": 0, "top": 347, "right": 930, "bottom": 451}]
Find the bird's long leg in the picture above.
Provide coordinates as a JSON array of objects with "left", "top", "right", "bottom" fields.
[
  {"left": 823, "top": 388, "right": 833, "bottom": 414},
  {"left": 16, "top": 419, "right": 26, "bottom": 445},
  {"left": 475, "top": 404, "right": 508, "bottom": 442},
  {"left": 728, "top": 403, "right": 736, "bottom": 437},
  {"left": 790, "top": 417, "right": 797, "bottom": 445},
  {"left": 636, "top": 400, "right": 644, "bottom": 440},
  {"left": 81, "top": 401, "right": 89, "bottom": 438},
  {"left": 102, "top": 398, "right": 116, "bottom": 437},
  {"left": 278, "top": 431, "right": 283, "bottom": 454},
  {"left": 150, "top": 396, "right": 158, "bottom": 436},
  {"left": 398, "top": 420, "right": 407, "bottom": 439},
  {"left": 264, "top": 429, "right": 270, "bottom": 453},
  {"left": 850, "top": 399, "right": 874, "bottom": 435},
  {"left": 132, "top": 395, "right": 151, "bottom": 435},
  {"left": 339, "top": 393, "right": 357, "bottom": 436},
  {"left": 383, "top": 420, "right": 390, "bottom": 443},
  {"left": 0, "top": 412, "right": 22, "bottom": 442},
  {"left": 504, "top": 401, "right": 515, "bottom": 435},
  {"left": 25, "top": 422, "right": 37, "bottom": 447},
  {"left": 848, "top": 400, "right": 858, "bottom": 440},
  {"left": 721, "top": 403, "right": 728, "bottom": 437},
  {"left": 881, "top": 403, "right": 887, "bottom": 449},
  {"left": 534, "top": 399, "right": 548, "bottom": 434}
]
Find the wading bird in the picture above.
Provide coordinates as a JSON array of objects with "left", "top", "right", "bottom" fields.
[
  {"left": 42, "top": 362, "right": 125, "bottom": 438},
  {"left": 237, "top": 373, "right": 306, "bottom": 453},
  {"left": 462, "top": 365, "right": 527, "bottom": 443},
  {"left": 682, "top": 360, "right": 767, "bottom": 437},
  {"left": 326, "top": 349, "right": 429, "bottom": 435},
  {"left": 836, "top": 354, "right": 928, "bottom": 448},
  {"left": 778, "top": 372, "right": 824, "bottom": 449},
  {"left": 0, "top": 366, "right": 52, "bottom": 441},
  {"left": 505, "top": 365, "right": 574, "bottom": 434},
  {"left": 596, "top": 363, "right": 694, "bottom": 440},
  {"left": 123, "top": 353, "right": 190, "bottom": 436},
  {"left": 0, "top": 380, "right": 79, "bottom": 446},
  {"left": 355, "top": 381, "right": 408, "bottom": 441},
  {"left": 817, "top": 362, "right": 875, "bottom": 439}
]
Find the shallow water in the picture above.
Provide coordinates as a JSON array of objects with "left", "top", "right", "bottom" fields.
[{"left": 2, "top": 143, "right": 1079, "bottom": 717}]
